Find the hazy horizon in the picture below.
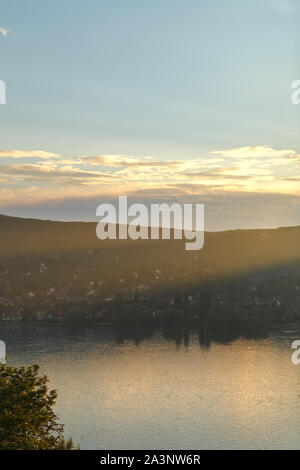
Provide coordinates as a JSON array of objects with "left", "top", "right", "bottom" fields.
[{"left": 1, "top": 209, "right": 300, "bottom": 233}]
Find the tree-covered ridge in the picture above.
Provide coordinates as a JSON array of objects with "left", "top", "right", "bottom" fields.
[{"left": 0, "top": 215, "right": 299, "bottom": 329}]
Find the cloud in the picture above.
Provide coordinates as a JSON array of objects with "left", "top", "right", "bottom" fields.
[
  {"left": 211, "top": 146, "right": 297, "bottom": 160},
  {"left": 0, "top": 145, "right": 299, "bottom": 211},
  {"left": 280, "top": 176, "right": 300, "bottom": 182},
  {"left": 0, "top": 150, "right": 61, "bottom": 159},
  {"left": 0, "top": 28, "right": 9, "bottom": 37},
  {"left": 183, "top": 169, "right": 252, "bottom": 180},
  {"left": 80, "top": 154, "right": 185, "bottom": 168},
  {"left": 0, "top": 163, "right": 116, "bottom": 181}
]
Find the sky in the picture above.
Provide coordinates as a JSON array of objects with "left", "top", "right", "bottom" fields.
[{"left": 0, "top": 0, "right": 299, "bottom": 230}]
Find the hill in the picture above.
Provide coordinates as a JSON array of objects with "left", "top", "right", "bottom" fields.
[
  {"left": 0, "top": 214, "right": 299, "bottom": 333},
  {"left": 0, "top": 214, "right": 299, "bottom": 279}
]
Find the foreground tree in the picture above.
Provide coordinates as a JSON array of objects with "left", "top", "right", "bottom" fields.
[{"left": 0, "top": 364, "right": 74, "bottom": 450}]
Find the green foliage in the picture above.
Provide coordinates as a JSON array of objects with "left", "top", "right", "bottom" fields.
[{"left": 0, "top": 364, "right": 75, "bottom": 450}]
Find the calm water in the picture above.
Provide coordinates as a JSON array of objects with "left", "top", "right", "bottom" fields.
[{"left": 1, "top": 324, "right": 300, "bottom": 450}]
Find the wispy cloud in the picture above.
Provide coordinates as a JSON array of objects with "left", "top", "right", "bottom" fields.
[
  {"left": 183, "top": 169, "right": 252, "bottom": 180},
  {"left": 0, "top": 28, "right": 10, "bottom": 37},
  {"left": 80, "top": 154, "right": 185, "bottom": 168},
  {"left": 0, "top": 164, "right": 116, "bottom": 181},
  {"left": 211, "top": 146, "right": 298, "bottom": 160},
  {"left": 0, "top": 150, "right": 60, "bottom": 159}
]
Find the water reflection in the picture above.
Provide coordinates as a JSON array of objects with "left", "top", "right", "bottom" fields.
[
  {"left": 1, "top": 323, "right": 300, "bottom": 449},
  {"left": 112, "top": 324, "right": 269, "bottom": 348}
]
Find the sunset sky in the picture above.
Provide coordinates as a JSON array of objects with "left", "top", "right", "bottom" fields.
[{"left": 0, "top": 0, "right": 299, "bottom": 229}]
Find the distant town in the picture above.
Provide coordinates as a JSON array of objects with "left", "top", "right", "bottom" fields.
[
  {"left": 0, "top": 249, "right": 299, "bottom": 333},
  {"left": 0, "top": 216, "right": 299, "bottom": 333}
]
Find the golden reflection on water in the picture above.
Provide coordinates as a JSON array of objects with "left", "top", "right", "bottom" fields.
[{"left": 4, "top": 327, "right": 300, "bottom": 449}]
